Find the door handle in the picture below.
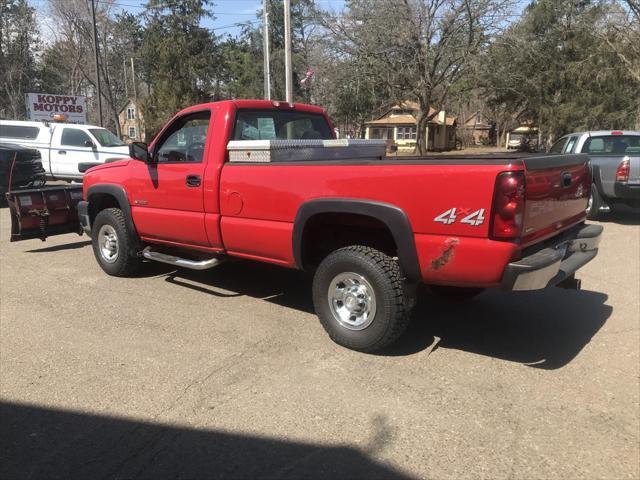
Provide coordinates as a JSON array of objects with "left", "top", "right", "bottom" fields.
[
  {"left": 58, "top": 150, "right": 66, "bottom": 155},
  {"left": 186, "top": 175, "right": 201, "bottom": 187}
]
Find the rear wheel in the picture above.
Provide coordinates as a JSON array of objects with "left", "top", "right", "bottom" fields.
[
  {"left": 312, "top": 245, "right": 412, "bottom": 352},
  {"left": 91, "top": 208, "right": 141, "bottom": 277},
  {"left": 586, "top": 184, "right": 603, "bottom": 220}
]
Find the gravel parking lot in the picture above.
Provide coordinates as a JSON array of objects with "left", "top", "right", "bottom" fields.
[{"left": 1, "top": 206, "right": 638, "bottom": 479}]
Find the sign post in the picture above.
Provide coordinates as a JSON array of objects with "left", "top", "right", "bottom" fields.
[{"left": 25, "top": 93, "right": 87, "bottom": 123}]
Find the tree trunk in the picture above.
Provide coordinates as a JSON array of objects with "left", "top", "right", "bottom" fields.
[{"left": 415, "top": 109, "right": 430, "bottom": 156}]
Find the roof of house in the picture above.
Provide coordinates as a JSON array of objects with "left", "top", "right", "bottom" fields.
[
  {"left": 365, "top": 101, "right": 456, "bottom": 126},
  {"left": 459, "top": 112, "right": 491, "bottom": 129},
  {"left": 366, "top": 114, "right": 417, "bottom": 125},
  {"left": 118, "top": 98, "right": 140, "bottom": 115}
]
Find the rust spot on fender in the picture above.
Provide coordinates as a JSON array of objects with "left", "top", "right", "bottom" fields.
[{"left": 430, "top": 238, "right": 459, "bottom": 270}]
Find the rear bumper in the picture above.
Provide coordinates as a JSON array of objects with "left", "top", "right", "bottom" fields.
[
  {"left": 613, "top": 182, "right": 640, "bottom": 202},
  {"left": 78, "top": 201, "right": 91, "bottom": 236},
  {"left": 502, "top": 224, "right": 602, "bottom": 290}
]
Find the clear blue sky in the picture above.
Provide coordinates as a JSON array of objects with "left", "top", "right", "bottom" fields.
[{"left": 31, "top": 0, "right": 347, "bottom": 40}]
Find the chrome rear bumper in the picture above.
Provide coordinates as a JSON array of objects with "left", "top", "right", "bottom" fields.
[{"left": 502, "top": 224, "right": 603, "bottom": 291}]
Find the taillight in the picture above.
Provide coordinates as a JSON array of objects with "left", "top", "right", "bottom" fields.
[
  {"left": 491, "top": 171, "right": 525, "bottom": 240},
  {"left": 615, "top": 158, "right": 630, "bottom": 182}
]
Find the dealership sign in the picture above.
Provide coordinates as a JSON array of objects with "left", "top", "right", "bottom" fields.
[{"left": 25, "top": 93, "right": 87, "bottom": 123}]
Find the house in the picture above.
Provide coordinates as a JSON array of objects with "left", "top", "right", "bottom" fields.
[
  {"left": 118, "top": 99, "right": 145, "bottom": 143},
  {"left": 457, "top": 111, "right": 494, "bottom": 146},
  {"left": 364, "top": 101, "right": 457, "bottom": 151}
]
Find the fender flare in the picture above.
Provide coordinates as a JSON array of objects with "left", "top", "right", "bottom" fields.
[
  {"left": 292, "top": 198, "right": 421, "bottom": 282},
  {"left": 87, "top": 184, "right": 140, "bottom": 241}
]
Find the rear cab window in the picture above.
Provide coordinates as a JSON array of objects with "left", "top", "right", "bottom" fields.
[
  {"left": 233, "top": 110, "right": 333, "bottom": 141},
  {"left": 581, "top": 135, "right": 640, "bottom": 155}
]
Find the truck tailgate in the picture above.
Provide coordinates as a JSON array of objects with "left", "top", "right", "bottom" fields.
[
  {"left": 522, "top": 154, "right": 591, "bottom": 246},
  {"left": 5, "top": 185, "right": 83, "bottom": 241}
]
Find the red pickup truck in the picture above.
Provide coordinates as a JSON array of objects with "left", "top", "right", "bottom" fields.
[{"left": 6, "top": 100, "right": 602, "bottom": 352}]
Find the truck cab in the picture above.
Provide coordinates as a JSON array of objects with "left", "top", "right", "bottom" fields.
[{"left": 0, "top": 120, "right": 129, "bottom": 180}]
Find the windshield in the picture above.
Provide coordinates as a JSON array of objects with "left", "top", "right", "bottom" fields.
[
  {"left": 233, "top": 110, "right": 333, "bottom": 140},
  {"left": 580, "top": 135, "right": 640, "bottom": 155},
  {"left": 89, "top": 128, "right": 125, "bottom": 147}
]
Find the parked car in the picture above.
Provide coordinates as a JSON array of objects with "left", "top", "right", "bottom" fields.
[
  {"left": 549, "top": 130, "right": 640, "bottom": 219},
  {"left": 6, "top": 100, "right": 602, "bottom": 352},
  {"left": 0, "top": 120, "right": 129, "bottom": 181},
  {"left": 0, "top": 143, "right": 46, "bottom": 195}
]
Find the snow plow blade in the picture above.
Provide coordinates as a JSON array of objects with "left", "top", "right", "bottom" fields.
[{"left": 5, "top": 186, "right": 84, "bottom": 242}]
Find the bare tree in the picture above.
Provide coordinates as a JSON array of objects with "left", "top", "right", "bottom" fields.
[
  {"left": 318, "top": 0, "right": 514, "bottom": 154},
  {"left": 599, "top": 1, "right": 640, "bottom": 83},
  {"left": 47, "top": 0, "right": 139, "bottom": 134}
]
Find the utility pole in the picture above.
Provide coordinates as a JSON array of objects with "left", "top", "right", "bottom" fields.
[
  {"left": 283, "top": 0, "right": 293, "bottom": 103},
  {"left": 90, "top": 0, "right": 103, "bottom": 126},
  {"left": 263, "top": 0, "right": 271, "bottom": 100}
]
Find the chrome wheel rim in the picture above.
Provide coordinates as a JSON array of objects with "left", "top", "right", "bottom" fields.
[
  {"left": 98, "top": 224, "right": 119, "bottom": 263},
  {"left": 328, "top": 272, "right": 377, "bottom": 330}
]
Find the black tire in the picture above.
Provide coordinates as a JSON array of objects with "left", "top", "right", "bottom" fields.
[
  {"left": 91, "top": 208, "right": 142, "bottom": 277},
  {"left": 429, "top": 285, "right": 484, "bottom": 300},
  {"left": 312, "top": 245, "right": 412, "bottom": 352},
  {"left": 586, "top": 184, "right": 603, "bottom": 220}
]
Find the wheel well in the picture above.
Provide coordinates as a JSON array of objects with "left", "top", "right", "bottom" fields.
[
  {"left": 88, "top": 193, "right": 120, "bottom": 224},
  {"left": 300, "top": 213, "right": 397, "bottom": 270}
]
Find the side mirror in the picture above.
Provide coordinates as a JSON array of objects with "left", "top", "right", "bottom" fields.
[
  {"left": 85, "top": 140, "right": 96, "bottom": 149},
  {"left": 129, "top": 142, "right": 151, "bottom": 163}
]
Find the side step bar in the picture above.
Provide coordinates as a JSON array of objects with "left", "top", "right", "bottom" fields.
[{"left": 142, "top": 247, "right": 224, "bottom": 270}]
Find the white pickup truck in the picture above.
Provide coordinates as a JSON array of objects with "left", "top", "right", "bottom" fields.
[{"left": 0, "top": 120, "right": 129, "bottom": 181}]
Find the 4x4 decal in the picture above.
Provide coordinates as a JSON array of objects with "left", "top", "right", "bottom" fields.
[{"left": 434, "top": 208, "right": 486, "bottom": 226}]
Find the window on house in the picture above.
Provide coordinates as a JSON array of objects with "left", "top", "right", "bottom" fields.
[
  {"left": 128, "top": 126, "right": 137, "bottom": 139},
  {"left": 127, "top": 107, "right": 135, "bottom": 120},
  {"left": 396, "top": 126, "right": 417, "bottom": 140}
]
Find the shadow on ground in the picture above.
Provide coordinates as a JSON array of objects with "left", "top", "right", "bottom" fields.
[
  {"left": 15, "top": 238, "right": 614, "bottom": 368},
  {"left": 382, "top": 288, "right": 611, "bottom": 369},
  {"left": 25, "top": 240, "right": 92, "bottom": 253},
  {"left": 0, "top": 402, "right": 412, "bottom": 480},
  {"left": 596, "top": 205, "right": 640, "bottom": 225},
  {"left": 150, "top": 261, "right": 611, "bottom": 369}
]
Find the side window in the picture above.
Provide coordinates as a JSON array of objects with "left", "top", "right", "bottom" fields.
[
  {"left": 549, "top": 137, "right": 568, "bottom": 154},
  {"left": 154, "top": 111, "right": 211, "bottom": 163},
  {"left": 564, "top": 136, "right": 578, "bottom": 153},
  {"left": 0, "top": 124, "right": 40, "bottom": 139},
  {"left": 61, "top": 128, "right": 91, "bottom": 147}
]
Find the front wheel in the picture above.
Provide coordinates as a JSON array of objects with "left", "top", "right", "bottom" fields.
[
  {"left": 91, "top": 208, "right": 142, "bottom": 277},
  {"left": 312, "top": 246, "right": 412, "bottom": 352}
]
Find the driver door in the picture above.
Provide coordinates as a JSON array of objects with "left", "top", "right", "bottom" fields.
[{"left": 129, "top": 110, "right": 211, "bottom": 246}]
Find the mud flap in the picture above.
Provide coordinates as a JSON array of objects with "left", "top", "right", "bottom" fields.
[{"left": 5, "top": 186, "right": 84, "bottom": 241}]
